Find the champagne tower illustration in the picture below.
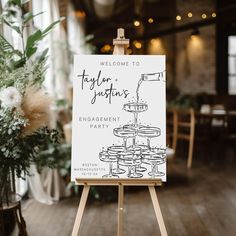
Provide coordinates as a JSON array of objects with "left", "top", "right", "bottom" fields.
[{"left": 99, "top": 71, "right": 166, "bottom": 178}]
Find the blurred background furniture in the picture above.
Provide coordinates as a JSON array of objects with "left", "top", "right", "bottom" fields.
[
  {"left": 194, "top": 106, "right": 213, "bottom": 162},
  {"left": 225, "top": 110, "right": 236, "bottom": 160},
  {"left": 167, "top": 108, "right": 195, "bottom": 168},
  {"left": 176, "top": 108, "right": 195, "bottom": 168},
  {"left": 195, "top": 104, "right": 236, "bottom": 162}
]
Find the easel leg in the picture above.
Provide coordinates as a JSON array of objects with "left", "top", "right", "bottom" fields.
[
  {"left": 71, "top": 186, "right": 90, "bottom": 236},
  {"left": 117, "top": 184, "right": 124, "bottom": 236},
  {"left": 148, "top": 186, "right": 168, "bottom": 236}
]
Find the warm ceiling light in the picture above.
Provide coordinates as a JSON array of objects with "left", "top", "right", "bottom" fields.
[
  {"left": 187, "top": 12, "right": 193, "bottom": 18},
  {"left": 212, "top": 12, "right": 216, "bottom": 18},
  {"left": 150, "top": 38, "right": 161, "bottom": 47},
  {"left": 133, "top": 40, "right": 142, "bottom": 49},
  {"left": 101, "top": 44, "right": 111, "bottom": 53},
  {"left": 150, "top": 39, "right": 156, "bottom": 44},
  {"left": 134, "top": 20, "right": 141, "bottom": 27},
  {"left": 148, "top": 18, "right": 154, "bottom": 23},
  {"left": 75, "top": 10, "right": 86, "bottom": 18},
  {"left": 176, "top": 15, "right": 181, "bottom": 21},
  {"left": 201, "top": 13, "right": 207, "bottom": 19},
  {"left": 190, "top": 29, "right": 200, "bottom": 39}
]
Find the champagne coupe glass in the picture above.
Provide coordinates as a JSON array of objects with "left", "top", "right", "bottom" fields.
[
  {"left": 142, "top": 151, "right": 165, "bottom": 178},
  {"left": 123, "top": 102, "right": 148, "bottom": 127},
  {"left": 107, "top": 146, "right": 126, "bottom": 174},
  {"left": 113, "top": 127, "right": 136, "bottom": 151},
  {"left": 99, "top": 151, "right": 119, "bottom": 178},
  {"left": 138, "top": 126, "right": 161, "bottom": 150},
  {"left": 118, "top": 151, "right": 143, "bottom": 178}
]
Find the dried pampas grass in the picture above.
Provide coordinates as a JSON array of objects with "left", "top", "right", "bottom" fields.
[{"left": 22, "top": 86, "right": 51, "bottom": 136}]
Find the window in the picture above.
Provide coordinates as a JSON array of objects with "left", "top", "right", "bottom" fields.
[{"left": 228, "top": 36, "right": 236, "bottom": 94}]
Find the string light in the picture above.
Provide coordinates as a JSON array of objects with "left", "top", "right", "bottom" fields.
[
  {"left": 101, "top": 44, "right": 111, "bottom": 53},
  {"left": 133, "top": 40, "right": 142, "bottom": 49},
  {"left": 148, "top": 18, "right": 154, "bottom": 23},
  {"left": 134, "top": 20, "right": 141, "bottom": 27},
  {"left": 187, "top": 12, "right": 193, "bottom": 18},
  {"left": 143, "top": 11, "right": 213, "bottom": 27},
  {"left": 176, "top": 15, "right": 181, "bottom": 21}
]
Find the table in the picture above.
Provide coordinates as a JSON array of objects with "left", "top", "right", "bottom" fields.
[{"left": 195, "top": 110, "right": 236, "bottom": 160}]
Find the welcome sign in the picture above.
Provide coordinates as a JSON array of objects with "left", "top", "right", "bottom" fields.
[{"left": 71, "top": 55, "right": 166, "bottom": 181}]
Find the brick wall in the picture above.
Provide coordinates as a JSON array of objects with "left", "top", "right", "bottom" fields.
[
  {"left": 148, "top": 0, "right": 216, "bottom": 95},
  {"left": 176, "top": 25, "right": 216, "bottom": 94},
  {"left": 175, "top": 0, "right": 216, "bottom": 94}
]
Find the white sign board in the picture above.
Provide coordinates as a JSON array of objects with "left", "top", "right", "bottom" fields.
[{"left": 72, "top": 55, "right": 166, "bottom": 181}]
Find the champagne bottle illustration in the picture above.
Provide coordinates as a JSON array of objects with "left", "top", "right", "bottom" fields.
[{"left": 136, "top": 72, "right": 165, "bottom": 102}]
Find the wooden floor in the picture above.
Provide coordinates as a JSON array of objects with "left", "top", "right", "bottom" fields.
[{"left": 11, "top": 159, "right": 236, "bottom": 236}]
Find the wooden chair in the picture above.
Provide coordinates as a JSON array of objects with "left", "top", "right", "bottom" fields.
[
  {"left": 176, "top": 108, "right": 195, "bottom": 168},
  {"left": 166, "top": 108, "right": 178, "bottom": 159}
]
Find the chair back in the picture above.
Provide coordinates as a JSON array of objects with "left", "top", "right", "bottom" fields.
[
  {"left": 176, "top": 108, "right": 195, "bottom": 168},
  {"left": 177, "top": 108, "right": 195, "bottom": 141}
]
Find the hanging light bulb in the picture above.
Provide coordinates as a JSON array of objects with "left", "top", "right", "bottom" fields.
[
  {"left": 176, "top": 15, "right": 181, "bottom": 21},
  {"left": 187, "top": 12, "right": 193, "bottom": 18},
  {"left": 133, "top": 20, "right": 141, "bottom": 27},
  {"left": 148, "top": 18, "right": 154, "bottom": 23},
  {"left": 201, "top": 13, "right": 207, "bottom": 19},
  {"left": 133, "top": 40, "right": 142, "bottom": 49}
]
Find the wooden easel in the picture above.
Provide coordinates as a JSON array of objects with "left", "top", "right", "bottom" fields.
[{"left": 71, "top": 28, "right": 168, "bottom": 236}]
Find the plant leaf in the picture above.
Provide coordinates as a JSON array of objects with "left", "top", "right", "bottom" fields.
[
  {"left": 26, "top": 46, "right": 37, "bottom": 58},
  {"left": 11, "top": 25, "right": 21, "bottom": 34},
  {"left": 3, "top": 19, "right": 21, "bottom": 34},
  {"left": 25, "top": 29, "right": 43, "bottom": 58},
  {"left": 13, "top": 49, "right": 23, "bottom": 57},
  {"left": 0, "top": 34, "right": 14, "bottom": 52},
  {"left": 23, "top": 12, "right": 33, "bottom": 22},
  {"left": 8, "top": 0, "right": 21, "bottom": 7},
  {"left": 25, "top": 29, "right": 42, "bottom": 50},
  {"left": 23, "top": 11, "right": 44, "bottom": 24},
  {"left": 42, "top": 17, "right": 65, "bottom": 36},
  {"left": 25, "top": 18, "right": 63, "bottom": 58},
  {"left": 11, "top": 57, "right": 25, "bottom": 69}
]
